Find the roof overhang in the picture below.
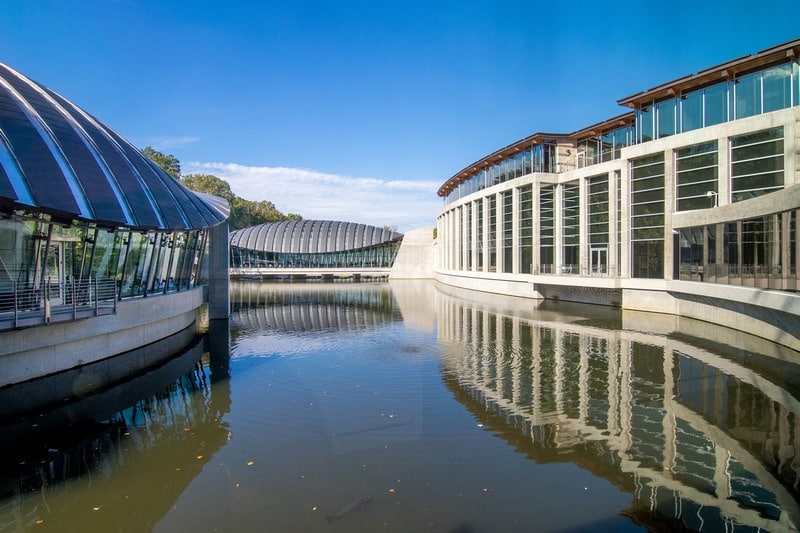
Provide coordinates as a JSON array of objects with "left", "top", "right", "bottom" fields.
[{"left": 617, "top": 38, "right": 800, "bottom": 109}]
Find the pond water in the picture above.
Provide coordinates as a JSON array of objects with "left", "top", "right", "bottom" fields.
[{"left": 1, "top": 280, "right": 799, "bottom": 532}]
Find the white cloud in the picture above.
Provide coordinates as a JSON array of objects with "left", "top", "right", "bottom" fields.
[
  {"left": 144, "top": 136, "right": 201, "bottom": 150},
  {"left": 183, "top": 161, "right": 442, "bottom": 232}
]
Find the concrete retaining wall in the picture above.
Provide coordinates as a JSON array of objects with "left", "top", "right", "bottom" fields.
[
  {"left": 390, "top": 226, "right": 436, "bottom": 279},
  {"left": 0, "top": 288, "right": 205, "bottom": 387}
]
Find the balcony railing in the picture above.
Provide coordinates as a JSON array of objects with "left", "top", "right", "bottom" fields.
[{"left": 0, "top": 278, "right": 117, "bottom": 330}]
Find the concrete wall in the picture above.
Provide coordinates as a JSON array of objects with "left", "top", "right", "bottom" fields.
[
  {"left": 0, "top": 287, "right": 205, "bottom": 387},
  {"left": 389, "top": 226, "right": 436, "bottom": 279}
]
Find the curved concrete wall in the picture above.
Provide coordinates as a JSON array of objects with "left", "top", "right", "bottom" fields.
[{"left": 0, "top": 287, "right": 205, "bottom": 386}]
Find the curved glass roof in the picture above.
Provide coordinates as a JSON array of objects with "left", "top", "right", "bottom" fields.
[
  {"left": 0, "top": 63, "right": 228, "bottom": 230},
  {"left": 230, "top": 220, "right": 403, "bottom": 254}
]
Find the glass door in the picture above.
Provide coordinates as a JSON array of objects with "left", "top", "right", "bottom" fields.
[{"left": 590, "top": 247, "right": 607, "bottom": 275}]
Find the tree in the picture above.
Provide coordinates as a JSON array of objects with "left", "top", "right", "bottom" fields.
[
  {"left": 142, "top": 146, "right": 181, "bottom": 179},
  {"left": 180, "top": 174, "right": 235, "bottom": 201},
  {"left": 182, "top": 173, "right": 302, "bottom": 230},
  {"left": 143, "top": 148, "right": 303, "bottom": 230}
]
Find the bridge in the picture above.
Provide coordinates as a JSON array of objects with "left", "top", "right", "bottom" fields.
[{"left": 230, "top": 267, "right": 392, "bottom": 281}]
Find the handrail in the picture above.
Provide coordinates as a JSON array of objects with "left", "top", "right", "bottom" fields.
[{"left": 0, "top": 277, "right": 117, "bottom": 330}]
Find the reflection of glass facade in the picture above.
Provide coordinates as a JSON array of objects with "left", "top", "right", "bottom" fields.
[
  {"left": 436, "top": 288, "right": 800, "bottom": 530},
  {"left": 436, "top": 39, "right": 800, "bottom": 297},
  {"left": 229, "top": 220, "right": 402, "bottom": 270}
]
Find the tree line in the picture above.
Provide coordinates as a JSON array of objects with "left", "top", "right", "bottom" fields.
[{"left": 142, "top": 147, "right": 302, "bottom": 230}]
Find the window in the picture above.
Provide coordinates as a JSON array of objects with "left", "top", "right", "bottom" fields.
[
  {"left": 656, "top": 99, "right": 676, "bottom": 138},
  {"left": 675, "top": 141, "right": 718, "bottom": 211},
  {"left": 539, "top": 185, "right": 555, "bottom": 273},
  {"left": 588, "top": 175, "right": 609, "bottom": 247},
  {"left": 730, "top": 127, "right": 784, "bottom": 202},
  {"left": 465, "top": 203, "right": 472, "bottom": 270},
  {"left": 562, "top": 182, "right": 580, "bottom": 273},
  {"left": 638, "top": 106, "right": 654, "bottom": 142},
  {"left": 763, "top": 63, "right": 793, "bottom": 113},
  {"left": 735, "top": 71, "right": 761, "bottom": 119},
  {"left": 502, "top": 191, "right": 513, "bottom": 273},
  {"left": 488, "top": 196, "right": 497, "bottom": 272},
  {"left": 518, "top": 185, "right": 533, "bottom": 274},
  {"left": 630, "top": 153, "right": 665, "bottom": 278},
  {"left": 588, "top": 175, "right": 609, "bottom": 275},
  {"left": 476, "top": 200, "right": 484, "bottom": 270},
  {"left": 704, "top": 82, "right": 729, "bottom": 126},
  {"left": 680, "top": 91, "right": 703, "bottom": 132}
]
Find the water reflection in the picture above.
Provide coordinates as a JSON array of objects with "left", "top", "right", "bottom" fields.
[
  {"left": 0, "top": 329, "right": 231, "bottom": 531},
  {"left": 231, "top": 281, "right": 402, "bottom": 334},
  {"left": 0, "top": 281, "right": 798, "bottom": 531},
  {"left": 435, "top": 283, "right": 800, "bottom": 531}
]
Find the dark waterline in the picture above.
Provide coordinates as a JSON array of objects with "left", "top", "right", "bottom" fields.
[{"left": 0, "top": 280, "right": 798, "bottom": 531}]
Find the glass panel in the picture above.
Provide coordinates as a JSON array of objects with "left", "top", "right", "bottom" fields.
[
  {"left": 503, "top": 191, "right": 513, "bottom": 273},
  {"left": 539, "top": 185, "right": 555, "bottom": 273},
  {"left": 518, "top": 185, "right": 533, "bottom": 274},
  {"left": 638, "top": 106, "right": 653, "bottom": 142},
  {"left": 762, "top": 63, "right": 792, "bottom": 113},
  {"left": 675, "top": 141, "right": 718, "bottom": 212},
  {"left": 735, "top": 71, "right": 761, "bottom": 119},
  {"left": 731, "top": 127, "right": 784, "bottom": 201},
  {"left": 656, "top": 99, "right": 676, "bottom": 138},
  {"left": 588, "top": 175, "right": 609, "bottom": 247},
  {"left": 680, "top": 91, "right": 703, "bottom": 132},
  {"left": 562, "top": 183, "right": 580, "bottom": 273},
  {"left": 630, "top": 154, "right": 665, "bottom": 278},
  {"left": 704, "top": 82, "right": 728, "bottom": 126},
  {"left": 488, "top": 196, "right": 496, "bottom": 272}
]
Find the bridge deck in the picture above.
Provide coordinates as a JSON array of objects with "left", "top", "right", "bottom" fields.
[{"left": 230, "top": 267, "right": 392, "bottom": 280}]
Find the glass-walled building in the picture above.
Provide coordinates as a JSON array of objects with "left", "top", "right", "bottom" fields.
[
  {"left": 0, "top": 62, "right": 228, "bottom": 383},
  {"left": 230, "top": 220, "right": 403, "bottom": 273},
  {"left": 436, "top": 39, "right": 800, "bottom": 349}
]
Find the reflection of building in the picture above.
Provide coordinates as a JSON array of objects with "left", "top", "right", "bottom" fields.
[
  {"left": 434, "top": 40, "right": 800, "bottom": 349},
  {"left": 0, "top": 329, "right": 231, "bottom": 531},
  {"left": 229, "top": 220, "right": 402, "bottom": 280},
  {"left": 435, "top": 284, "right": 800, "bottom": 531},
  {"left": 0, "top": 63, "right": 229, "bottom": 385},
  {"left": 230, "top": 281, "right": 400, "bottom": 333}
]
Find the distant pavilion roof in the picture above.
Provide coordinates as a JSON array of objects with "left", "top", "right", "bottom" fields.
[
  {"left": 0, "top": 63, "right": 228, "bottom": 230},
  {"left": 230, "top": 220, "right": 403, "bottom": 254}
]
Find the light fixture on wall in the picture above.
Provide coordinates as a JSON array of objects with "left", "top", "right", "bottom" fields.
[{"left": 705, "top": 190, "right": 718, "bottom": 208}]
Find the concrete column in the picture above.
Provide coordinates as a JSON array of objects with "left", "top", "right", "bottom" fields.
[
  {"left": 717, "top": 133, "right": 730, "bottom": 206},
  {"left": 663, "top": 149, "right": 675, "bottom": 281},
  {"left": 620, "top": 163, "right": 631, "bottom": 278},
  {"left": 482, "top": 196, "right": 489, "bottom": 272},
  {"left": 512, "top": 186, "right": 520, "bottom": 273},
  {"left": 609, "top": 171, "right": 619, "bottom": 276},
  {"left": 494, "top": 192, "right": 502, "bottom": 272},
  {"left": 471, "top": 200, "right": 479, "bottom": 271},
  {"left": 554, "top": 184, "right": 563, "bottom": 272},
  {"left": 579, "top": 177, "right": 588, "bottom": 276},
  {"left": 532, "top": 182, "right": 541, "bottom": 273},
  {"left": 208, "top": 221, "right": 230, "bottom": 319}
]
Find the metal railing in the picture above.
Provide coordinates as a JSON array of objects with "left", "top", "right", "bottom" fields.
[{"left": 0, "top": 278, "right": 117, "bottom": 330}]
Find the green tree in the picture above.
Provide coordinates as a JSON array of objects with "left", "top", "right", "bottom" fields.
[
  {"left": 143, "top": 148, "right": 303, "bottom": 230},
  {"left": 142, "top": 146, "right": 181, "bottom": 179},
  {"left": 180, "top": 174, "right": 235, "bottom": 201}
]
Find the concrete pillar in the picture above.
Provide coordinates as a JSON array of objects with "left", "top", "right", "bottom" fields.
[
  {"left": 554, "top": 184, "right": 563, "bottom": 272},
  {"left": 512, "top": 186, "right": 520, "bottom": 273},
  {"left": 620, "top": 164, "right": 631, "bottom": 278},
  {"left": 663, "top": 149, "right": 675, "bottom": 281},
  {"left": 208, "top": 221, "right": 230, "bottom": 319},
  {"left": 609, "top": 170, "right": 619, "bottom": 277}
]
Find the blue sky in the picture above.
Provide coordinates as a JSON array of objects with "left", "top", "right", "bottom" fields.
[{"left": 1, "top": 1, "right": 797, "bottom": 231}]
